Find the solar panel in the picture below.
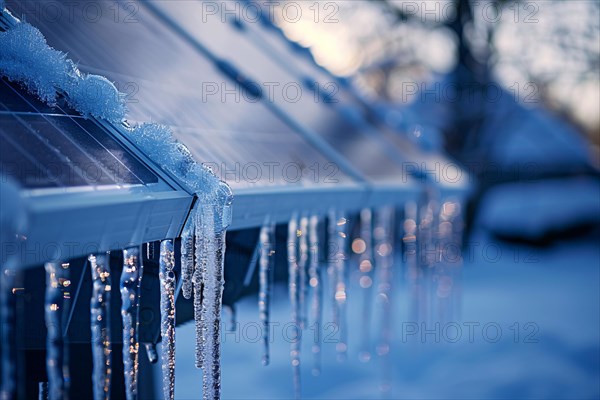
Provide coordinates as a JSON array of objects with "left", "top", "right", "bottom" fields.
[
  {"left": 0, "top": 78, "right": 158, "bottom": 189},
  {"left": 233, "top": 4, "right": 471, "bottom": 194},
  {"left": 0, "top": 77, "right": 193, "bottom": 267},
  {"left": 4, "top": 0, "right": 359, "bottom": 191},
  {"left": 147, "top": 1, "right": 418, "bottom": 185}
]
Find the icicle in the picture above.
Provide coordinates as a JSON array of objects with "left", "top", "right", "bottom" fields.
[
  {"left": 44, "top": 261, "right": 70, "bottom": 400},
  {"left": 307, "top": 215, "right": 322, "bottom": 376},
  {"left": 0, "top": 268, "right": 17, "bottom": 400},
  {"left": 414, "top": 199, "right": 435, "bottom": 323},
  {"left": 298, "top": 217, "right": 309, "bottom": 329},
  {"left": 120, "top": 247, "right": 143, "bottom": 400},
  {"left": 328, "top": 211, "right": 348, "bottom": 360},
  {"left": 326, "top": 211, "right": 338, "bottom": 326},
  {"left": 403, "top": 202, "right": 421, "bottom": 322},
  {"left": 258, "top": 222, "right": 275, "bottom": 366},
  {"left": 222, "top": 304, "right": 237, "bottom": 332},
  {"left": 89, "top": 253, "right": 112, "bottom": 400},
  {"left": 180, "top": 223, "right": 194, "bottom": 300},
  {"left": 159, "top": 240, "right": 176, "bottom": 400},
  {"left": 357, "top": 209, "right": 374, "bottom": 363},
  {"left": 38, "top": 382, "right": 49, "bottom": 400},
  {"left": 374, "top": 207, "right": 395, "bottom": 395},
  {"left": 193, "top": 219, "right": 204, "bottom": 370},
  {"left": 194, "top": 193, "right": 231, "bottom": 400},
  {"left": 287, "top": 216, "right": 301, "bottom": 399},
  {"left": 434, "top": 200, "right": 463, "bottom": 323}
]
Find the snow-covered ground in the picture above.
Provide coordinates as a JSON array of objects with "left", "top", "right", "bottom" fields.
[{"left": 173, "top": 229, "right": 599, "bottom": 399}]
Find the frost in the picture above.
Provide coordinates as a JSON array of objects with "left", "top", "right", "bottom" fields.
[
  {"left": 0, "top": 22, "right": 125, "bottom": 122},
  {"left": 126, "top": 123, "right": 223, "bottom": 200},
  {"left": 66, "top": 73, "right": 126, "bottom": 122}
]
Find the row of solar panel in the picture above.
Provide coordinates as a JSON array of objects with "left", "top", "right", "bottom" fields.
[
  {"left": 3, "top": 0, "right": 430, "bottom": 194},
  {"left": 1, "top": 0, "right": 470, "bottom": 268}
]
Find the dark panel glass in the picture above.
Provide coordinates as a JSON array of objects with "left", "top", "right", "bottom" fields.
[
  {"left": 150, "top": 1, "right": 409, "bottom": 182},
  {"left": 4, "top": 0, "right": 354, "bottom": 189},
  {"left": 0, "top": 113, "right": 158, "bottom": 189}
]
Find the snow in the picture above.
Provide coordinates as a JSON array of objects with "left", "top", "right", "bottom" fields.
[
  {"left": 479, "top": 178, "right": 600, "bottom": 240},
  {"left": 0, "top": 22, "right": 125, "bottom": 123}
]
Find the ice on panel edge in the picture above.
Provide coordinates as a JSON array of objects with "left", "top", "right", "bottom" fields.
[{"left": 0, "top": 13, "right": 233, "bottom": 400}]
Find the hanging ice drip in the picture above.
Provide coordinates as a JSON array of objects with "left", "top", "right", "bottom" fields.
[
  {"left": 413, "top": 195, "right": 464, "bottom": 324},
  {"left": 180, "top": 222, "right": 194, "bottom": 302},
  {"left": 355, "top": 209, "right": 374, "bottom": 363},
  {"left": 417, "top": 199, "right": 437, "bottom": 323},
  {"left": 0, "top": 176, "right": 22, "bottom": 400},
  {"left": 159, "top": 240, "right": 176, "bottom": 400},
  {"left": 297, "top": 217, "right": 309, "bottom": 330},
  {"left": 193, "top": 182, "right": 233, "bottom": 400},
  {"left": 258, "top": 222, "right": 275, "bottom": 366},
  {"left": 89, "top": 253, "right": 112, "bottom": 400},
  {"left": 307, "top": 215, "right": 322, "bottom": 376},
  {"left": 287, "top": 216, "right": 302, "bottom": 399},
  {"left": 327, "top": 210, "right": 348, "bottom": 361},
  {"left": 403, "top": 202, "right": 421, "bottom": 322},
  {"left": 0, "top": 268, "right": 17, "bottom": 400},
  {"left": 373, "top": 207, "right": 395, "bottom": 395},
  {"left": 120, "top": 247, "right": 143, "bottom": 400},
  {"left": 44, "top": 261, "right": 71, "bottom": 400},
  {"left": 433, "top": 200, "right": 463, "bottom": 323}
]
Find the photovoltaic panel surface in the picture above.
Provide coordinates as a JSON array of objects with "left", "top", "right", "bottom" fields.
[
  {"left": 4, "top": 0, "right": 357, "bottom": 190},
  {"left": 0, "top": 78, "right": 158, "bottom": 189},
  {"left": 149, "top": 0, "right": 417, "bottom": 185}
]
